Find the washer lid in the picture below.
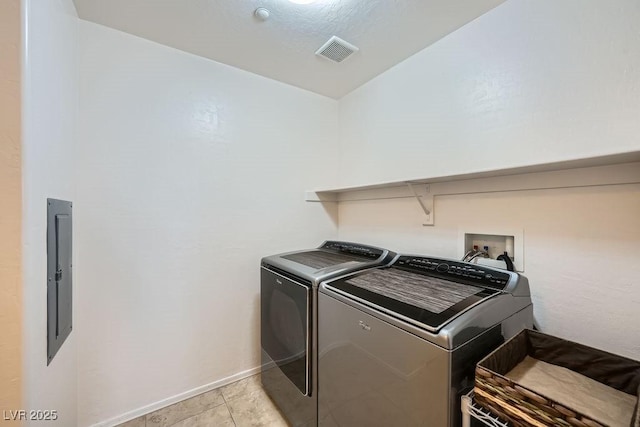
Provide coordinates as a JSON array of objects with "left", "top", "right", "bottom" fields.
[{"left": 323, "top": 255, "right": 507, "bottom": 332}]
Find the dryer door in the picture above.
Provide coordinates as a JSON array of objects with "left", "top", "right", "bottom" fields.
[{"left": 260, "top": 267, "right": 310, "bottom": 396}]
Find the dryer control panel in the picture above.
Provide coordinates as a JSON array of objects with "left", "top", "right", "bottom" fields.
[{"left": 321, "top": 241, "right": 384, "bottom": 259}]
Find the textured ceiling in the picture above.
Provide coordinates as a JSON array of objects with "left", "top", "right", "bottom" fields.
[{"left": 73, "top": 0, "right": 506, "bottom": 99}]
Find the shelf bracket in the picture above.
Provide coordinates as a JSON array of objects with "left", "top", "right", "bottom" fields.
[{"left": 406, "top": 182, "right": 434, "bottom": 226}]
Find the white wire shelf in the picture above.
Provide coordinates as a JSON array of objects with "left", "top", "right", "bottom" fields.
[{"left": 461, "top": 391, "right": 510, "bottom": 427}]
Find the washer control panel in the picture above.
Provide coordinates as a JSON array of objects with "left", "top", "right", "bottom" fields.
[{"left": 394, "top": 256, "right": 511, "bottom": 290}]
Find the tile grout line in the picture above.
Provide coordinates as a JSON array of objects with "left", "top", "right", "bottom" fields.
[
  {"left": 225, "top": 402, "right": 237, "bottom": 427},
  {"left": 220, "top": 392, "right": 239, "bottom": 427},
  {"left": 222, "top": 392, "right": 241, "bottom": 427}
]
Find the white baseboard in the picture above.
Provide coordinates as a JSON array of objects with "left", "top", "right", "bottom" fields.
[{"left": 91, "top": 365, "right": 261, "bottom": 427}]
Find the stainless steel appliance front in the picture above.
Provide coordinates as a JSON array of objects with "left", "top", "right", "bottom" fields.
[
  {"left": 260, "top": 267, "right": 310, "bottom": 396},
  {"left": 318, "top": 292, "right": 450, "bottom": 426},
  {"left": 317, "top": 255, "right": 533, "bottom": 427},
  {"left": 260, "top": 241, "right": 397, "bottom": 427}
]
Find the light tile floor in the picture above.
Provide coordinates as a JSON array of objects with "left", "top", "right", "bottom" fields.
[{"left": 118, "top": 374, "right": 289, "bottom": 427}]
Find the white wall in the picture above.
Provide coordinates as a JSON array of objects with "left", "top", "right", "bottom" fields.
[
  {"left": 76, "top": 21, "right": 339, "bottom": 426},
  {"left": 337, "top": 179, "right": 640, "bottom": 359},
  {"left": 336, "top": 0, "right": 640, "bottom": 359},
  {"left": 22, "top": 0, "right": 78, "bottom": 425},
  {"left": 338, "top": 0, "right": 640, "bottom": 188}
]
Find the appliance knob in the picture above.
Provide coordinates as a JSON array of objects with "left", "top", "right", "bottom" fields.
[{"left": 436, "top": 263, "right": 449, "bottom": 273}]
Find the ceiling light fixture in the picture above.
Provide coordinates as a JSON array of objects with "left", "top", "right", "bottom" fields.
[
  {"left": 288, "top": 0, "right": 316, "bottom": 4},
  {"left": 254, "top": 7, "right": 270, "bottom": 21}
]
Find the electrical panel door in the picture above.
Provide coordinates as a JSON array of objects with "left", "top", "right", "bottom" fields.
[{"left": 47, "top": 198, "right": 73, "bottom": 365}]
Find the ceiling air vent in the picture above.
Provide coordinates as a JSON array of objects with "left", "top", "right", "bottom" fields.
[{"left": 315, "top": 36, "right": 359, "bottom": 63}]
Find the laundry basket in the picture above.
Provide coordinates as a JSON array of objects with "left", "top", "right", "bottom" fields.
[{"left": 474, "top": 329, "right": 640, "bottom": 427}]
